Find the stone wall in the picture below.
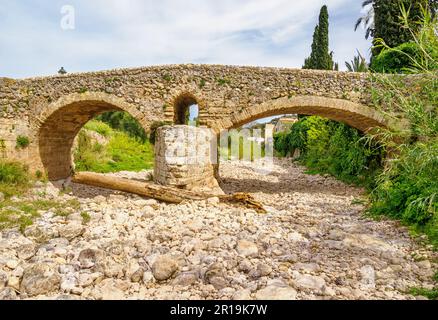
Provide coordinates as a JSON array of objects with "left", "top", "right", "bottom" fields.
[
  {"left": 0, "top": 64, "right": 396, "bottom": 178},
  {"left": 154, "top": 125, "right": 222, "bottom": 194}
]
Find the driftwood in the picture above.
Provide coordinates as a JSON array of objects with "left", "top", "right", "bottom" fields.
[{"left": 73, "top": 172, "right": 266, "bottom": 213}]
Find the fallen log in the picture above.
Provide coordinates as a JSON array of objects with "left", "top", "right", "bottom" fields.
[{"left": 72, "top": 172, "right": 266, "bottom": 213}]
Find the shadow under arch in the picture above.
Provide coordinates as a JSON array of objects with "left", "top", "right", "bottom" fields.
[{"left": 37, "top": 92, "right": 148, "bottom": 180}]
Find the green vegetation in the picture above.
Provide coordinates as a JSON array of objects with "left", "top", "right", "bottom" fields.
[
  {"left": 96, "top": 111, "right": 147, "bottom": 142},
  {"left": 303, "top": 5, "right": 337, "bottom": 70},
  {"left": 274, "top": 117, "right": 382, "bottom": 187},
  {"left": 275, "top": 5, "right": 438, "bottom": 254},
  {"left": 355, "top": 0, "right": 437, "bottom": 58},
  {"left": 217, "top": 78, "right": 231, "bottom": 86},
  {"left": 220, "top": 130, "right": 266, "bottom": 161},
  {"left": 0, "top": 198, "right": 80, "bottom": 231},
  {"left": 345, "top": 51, "right": 369, "bottom": 72},
  {"left": 0, "top": 160, "right": 82, "bottom": 231},
  {"left": 81, "top": 211, "right": 91, "bottom": 224},
  {"left": 409, "top": 287, "right": 438, "bottom": 300},
  {"left": 162, "top": 74, "right": 172, "bottom": 82},
  {"left": 0, "top": 161, "right": 31, "bottom": 197},
  {"left": 74, "top": 120, "right": 154, "bottom": 173},
  {"left": 199, "top": 78, "right": 206, "bottom": 89},
  {"left": 366, "top": 6, "right": 438, "bottom": 248},
  {"left": 16, "top": 136, "right": 30, "bottom": 149}
]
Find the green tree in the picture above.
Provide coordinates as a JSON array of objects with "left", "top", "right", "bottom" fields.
[
  {"left": 355, "top": 0, "right": 437, "bottom": 58},
  {"left": 303, "top": 5, "right": 336, "bottom": 70}
]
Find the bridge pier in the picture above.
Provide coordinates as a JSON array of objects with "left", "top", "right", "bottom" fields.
[{"left": 153, "top": 125, "right": 224, "bottom": 195}]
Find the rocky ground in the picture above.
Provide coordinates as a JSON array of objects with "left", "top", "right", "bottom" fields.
[{"left": 0, "top": 158, "right": 436, "bottom": 300}]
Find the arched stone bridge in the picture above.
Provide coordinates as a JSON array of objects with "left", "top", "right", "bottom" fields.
[{"left": 0, "top": 64, "right": 396, "bottom": 180}]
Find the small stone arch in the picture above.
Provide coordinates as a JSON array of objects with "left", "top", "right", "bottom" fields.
[
  {"left": 36, "top": 92, "right": 148, "bottom": 180},
  {"left": 220, "top": 96, "right": 394, "bottom": 133},
  {"left": 171, "top": 92, "right": 203, "bottom": 125}
]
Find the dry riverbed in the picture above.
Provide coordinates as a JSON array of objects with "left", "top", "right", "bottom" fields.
[{"left": 0, "top": 158, "right": 436, "bottom": 300}]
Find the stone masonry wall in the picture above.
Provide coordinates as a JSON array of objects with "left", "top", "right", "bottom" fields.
[
  {"left": 0, "top": 64, "right": 394, "bottom": 178},
  {"left": 154, "top": 125, "right": 222, "bottom": 194}
]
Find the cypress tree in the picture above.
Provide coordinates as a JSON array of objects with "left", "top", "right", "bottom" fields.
[
  {"left": 372, "top": 0, "right": 435, "bottom": 58},
  {"left": 303, "top": 5, "right": 335, "bottom": 70}
]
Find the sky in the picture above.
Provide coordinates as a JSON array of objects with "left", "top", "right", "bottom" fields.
[{"left": 0, "top": 0, "right": 372, "bottom": 79}]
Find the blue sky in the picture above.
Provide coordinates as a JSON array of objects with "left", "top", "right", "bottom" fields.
[{"left": 0, "top": 0, "right": 372, "bottom": 78}]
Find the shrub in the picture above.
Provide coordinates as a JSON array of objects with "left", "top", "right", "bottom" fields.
[
  {"left": 0, "top": 161, "right": 29, "bottom": 185},
  {"left": 371, "top": 42, "right": 422, "bottom": 73},
  {"left": 0, "top": 161, "right": 31, "bottom": 197},
  {"left": 84, "top": 120, "right": 112, "bottom": 137},
  {"left": 74, "top": 123, "right": 154, "bottom": 173},
  {"left": 16, "top": 136, "right": 30, "bottom": 149},
  {"left": 96, "top": 112, "right": 148, "bottom": 142},
  {"left": 368, "top": 7, "right": 438, "bottom": 247}
]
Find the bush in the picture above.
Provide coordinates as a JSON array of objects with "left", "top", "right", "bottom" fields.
[
  {"left": 84, "top": 120, "right": 112, "bottom": 137},
  {"left": 274, "top": 116, "right": 383, "bottom": 187},
  {"left": 368, "top": 7, "right": 438, "bottom": 247},
  {"left": 74, "top": 122, "right": 154, "bottom": 173},
  {"left": 0, "top": 161, "right": 29, "bottom": 185},
  {"left": 96, "top": 112, "right": 148, "bottom": 142},
  {"left": 371, "top": 42, "right": 422, "bottom": 73},
  {"left": 0, "top": 161, "right": 31, "bottom": 197},
  {"left": 16, "top": 136, "right": 30, "bottom": 149}
]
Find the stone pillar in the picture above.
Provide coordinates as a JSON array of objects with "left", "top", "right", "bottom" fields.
[{"left": 154, "top": 125, "right": 223, "bottom": 194}]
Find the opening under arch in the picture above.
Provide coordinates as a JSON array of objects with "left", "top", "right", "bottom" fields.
[
  {"left": 38, "top": 99, "right": 149, "bottom": 180},
  {"left": 174, "top": 94, "right": 199, "bottom": 126}
]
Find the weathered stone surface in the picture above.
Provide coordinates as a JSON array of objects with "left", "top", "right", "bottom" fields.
[
  {"left": 154, "top": 125, "right": 224, "bottom": 194},
  {"left": 151, "top": 256, "right": 179, "bottom": 281},
  {"left": 58, "top": 222, "right": 85, "bottom": 241},
  {"left": 78, "top": 249, "right": 105, "bottom": 270},
  {"left": 255, "top": 284, "right": 297, "bottom": 300},
  {"left": 236, "top": 240, "right": 259, "bottom": 257},
  {"left": 360, "top": 265, "right": 376, "bottom": 290},
  {"left": 293, "top": 274, "right": 326, "bottom": 292},
  {"left": 0, "top": 64, "right": 394, "bottom": 180},
  {"left": 0, "top": 159, "right": 435, "bottom": 300},
  {"left": 20, "top": 263, "right": 61, "bottom": 297}
]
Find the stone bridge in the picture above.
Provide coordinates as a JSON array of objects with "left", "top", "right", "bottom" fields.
[{"left": 0, "top": 64, "right": 395, "bottom": 180}]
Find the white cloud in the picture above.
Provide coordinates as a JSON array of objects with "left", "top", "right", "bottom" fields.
[{"left": 0, "top": 0, "right": 371, "bottom": 78}]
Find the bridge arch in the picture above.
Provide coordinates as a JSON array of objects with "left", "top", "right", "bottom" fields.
[
  {"left": 36, "top": 92, "right": 148, "bottom": 180},
  {"left": 220, "top": 96, "right": 392, "bottom": 133}
]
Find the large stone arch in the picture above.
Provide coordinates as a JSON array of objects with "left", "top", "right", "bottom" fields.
[
  {"left": 36, "top": 92, "right": 149, "bottom": 180},
  {"left": 218, "top": 96, "right": 393, "bottom": 133}
]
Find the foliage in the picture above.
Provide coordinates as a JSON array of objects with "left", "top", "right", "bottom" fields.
[
  {"left": 373, "top": 5, "right": 438, "bottom": 73},
  {"left": 275, "top": 117, "right": 383, "bottom": 187},
  {"left": 409, "top": 287, "right": 438, "bottom": 300},
  {"left": 371, "top": 42, "right": 422, "bottom": 73},
  {"left": 0, "top": 161, "right": 31, "bottom": 197},
  {"left": 16, "top": 136, "right": 30, "bottom": 149},
  {"left": 0, "top": 199, "right": 80, "bottom": 232},
  {"left": 303, "top": 5, "right": 336, "bottom": 70},
  {"left": 371, "top": 0, "right": 435, "bottom": 58},
  {"left": 84, "top": 120, "right": 112, "bottom": 137},
  {"left": 367, "top": 9, "right": 438, "bottom": 246},
  {"left": 74, "top": 121, "right": 154, "bottom": 173},
  {"left": 96, "top": 111, "right": 148, "bottom": 142},
  {"left": 346, "top": 51, "right": 369, "bottom": 72}
]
